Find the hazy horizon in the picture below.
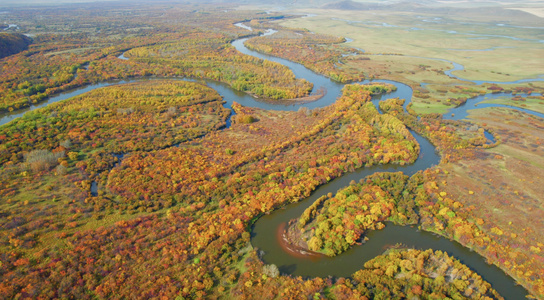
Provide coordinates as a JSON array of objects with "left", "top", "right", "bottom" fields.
[{"left": 2, "top": 0, "right": 543, "bottom": 7}]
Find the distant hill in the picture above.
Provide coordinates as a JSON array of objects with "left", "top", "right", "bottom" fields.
[
  {"left": 320, "top": 0, "right": 411, "bottom": 10},
  {"left": 321, "top": 0, "right": 435, "bottom": 11},
  {"left": 321, "top": 0, "right": 370, "bottom": 10},
  {"left": 0, "top": 33, "right": 32, "bottom": 59},
  {"left": 320, "top": 0, "right": 542, "bottom": 25}
]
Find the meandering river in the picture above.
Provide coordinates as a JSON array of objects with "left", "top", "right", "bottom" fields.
[
  {"left": 233, "top": 26, "right": 538, "bottom": 299},
  {"left": 2, "top": 24, "right": 542, "bottom": 299}
]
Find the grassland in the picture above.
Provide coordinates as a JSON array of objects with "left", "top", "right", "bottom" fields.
[
  {"left": 280, "top": 10, "right": 543, "bottom": 81},
  {"left": 277, "top": 9, "right": 543, "bottom": 114}
]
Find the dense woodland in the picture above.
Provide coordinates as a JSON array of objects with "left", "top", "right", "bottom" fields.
[
  {"left": 0, "top": 32, "right": 32, "bottom": 59},
  {"left": 0, "top": 2, "right": 543, "bottom": 299}
]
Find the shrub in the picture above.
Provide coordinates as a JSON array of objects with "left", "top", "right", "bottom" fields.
[
  {"left": 236, "top": 114, "right": 256, "bottom": 124},
  {"left": 262, "top": 264, "right": 279, "bottom": 278},
  {"left": 22, "top": 149, "right": 65, "bottom": 172}
]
